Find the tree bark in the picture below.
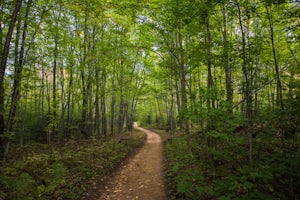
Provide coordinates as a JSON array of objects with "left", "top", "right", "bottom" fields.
[
  {"left": 67, "top": 45, "right": 74, "bottom": 137},
  {"left": 0, "top": 0, "right": 23, "bottom": 170},
  {"left": 178, "top": 23, "right": 189, "bottom": 133},
  {"left": 101, "top": 68, "right": 107, "bottom": 137},
  {"left": 237, "top": 2, "right": 253, "bottom": 164},
  {"left": 221, "top": 5, "right": 233, "bottom": 112},
  {"left": 266, "top": 5, "right": 284, "bottom": 110},
  {"left": 7, "top": 16, "right": 20, "bottom": 132},
  {"left": 7, "top": 0, "right": 31, "bottom": 133},
  {"left": 51, "top": 32, "right": 58, "bottom": 142},
  {"left": 118, "top": 60, "right": 125, "bottom": 134},
  {"left": 205, "top": 13, "right": 215, "bottom": 133},
  {"left": 110, "top": 63, "right": 116, "bottom": 135},
  {"left": 80, "top": 13, "right": 89, "bottom": 138},
  {"left": 95, "top": 64, "right": 100, "bottom": 137},
  {"left": 60, "top": 59, "right": 65, "bottom": 141}
]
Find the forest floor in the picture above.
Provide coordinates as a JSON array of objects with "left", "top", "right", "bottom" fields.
[{"left": 82, "top": 123, "right": 168, "bottom": 200}]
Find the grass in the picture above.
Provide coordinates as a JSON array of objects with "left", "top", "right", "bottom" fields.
[{"left": 0, "top": 131, "right": 146, "bottom": 200}]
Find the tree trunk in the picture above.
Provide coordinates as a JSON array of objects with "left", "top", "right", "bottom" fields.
[
  {"left": 178, "top": 25, "right": 189, "bottom": 133},
  {"left": 175, "top": 80, "right": 181, "bottom": 129},
  {"left": 95, "top": 65, "right": 100, "bottom": 138},
  {"left": 118, "top": 62, "right": 125, "bottom": 134},
  {"left": 237, "top": 2, "right": 253, "bottom": 164},
  {"left": 51, "top": 33, "right": 58, "bottom": 142},
  {"left": 266, "top": 5, "right": 284, "bottom": 110},
  {"left": 221, "top": 5, "right": 233, "bottom": 112},
  {"left": 67, "top": 45, "right": 74, "bottom": 137},
  {"left": 7, "top": 0, "right": 31, "bottom": 132},
  {"left": 7, "top": 15, "right": 20, "bottom": 132},
  {"left": 0, "top": 0, "right": 23, "bottom": 171},
  {"left": 205, "top": 14, "right": 214, "bottom": 133},
  {"left": 169, "top": 76, "right": 175, "bottom": 137},
  {"left": 80, "top": 13, "right": 89, "bottom": 138},
  {"left": 87, "top": 66, "right": 93, "bottom": 135},
  {"left": 110, "top": 63, "right": 116, "bottom": 135},
  {"left": 101, "top": 68, "right": 107, "bottom": 137},
  {"left": 60, "top": 60, "right": 65, "bottom": 141},
  {"left": 51, "top": 4, "right": 62, "bottom": 142},
  {"left": 254, "top": 17, "right": 260, "bottom": 114}
]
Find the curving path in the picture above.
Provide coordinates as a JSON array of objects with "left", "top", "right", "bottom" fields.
[{"left": 98, "top": 122, "right": 167, "bottom": 200}]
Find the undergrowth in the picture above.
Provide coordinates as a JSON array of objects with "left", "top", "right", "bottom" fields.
[
  {"left": 164, "top": 130, "right": 300, "bottom": 200},
  {"left": 0, "top": 131, "right": 145, "bottom": 200}
]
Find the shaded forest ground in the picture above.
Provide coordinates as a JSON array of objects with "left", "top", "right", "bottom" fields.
[
  {"left": 150, "top": 126, "right": 300, "bottom": 200},
  {"left": 0, "top": 131, "right": 145, "bottom": 200}
]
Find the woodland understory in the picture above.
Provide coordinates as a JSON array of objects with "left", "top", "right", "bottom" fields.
[{"left": 0, "top": 0, "right": 299, "bottom": 199}]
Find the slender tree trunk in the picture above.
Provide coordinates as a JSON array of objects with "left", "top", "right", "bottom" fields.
[
  {"left": 51, "top": 33, "right": 58, "bottom": 142},
  {"left": 118, "top": 60, "right": 125, "bottom": 134},
  {"left": 221, "top": 5, "right": 233, "bottom": 112},
  {"left": 60, "top": 61, "right": 65, "bottom": 141},
  {"left": 110, "top": 63, "right": 116, "bottom": 135},
  {"left": 95, "top": 65, "right": 100, "bottom": 137},
  {"left": 254, "top": 18, "right": 260, "bottom": 114},
  {"left": 266, "top": 5, "right": 284, "bottom": 110},
  {"left": 101, "top": 68, "right": 107, "bottom": 137},
  {"left": 124, "top": 102, "right": 131, "bottom": 131},
  {"left": 67, "top": 45, "right": 74, "bottom": 137},
  {"left": 178, "top": 25, "right": 189, "bottom": 134},
  {"left": 0, "top": 0, "right": 23, "bottom": 171},
  {"left": 87, "top": 27, "right": 94, "bottom": 135},
  {"left": 129, "top": 96, "right": 137, "bottom": 131},
  {"left": 154, "top": 84, "right": 163, "bottom": 126},
  {"left": 254, "top": 54, "right": 259, "bottom": 113},
  {"left": 81, "top": 13, "right": 88, "bottom": 138},
  {"left": 118, "top": 98, "right": 125, "bottom": 134},
  {"left": 175, "top": 80, "right": 181, "bottom": 129},
  {"left": 237, "top": 2, "right": 253, "bottom": 164},
  {"left": 87, "top": 65, "right": 93, "bottom": 135},
  {"left": 45, "top": 72, "right": 51, "bottom": 114},
  {"left": 51, "top": 4, "right": 62, "bottom": 142},
  {"left": 88, "top": 26, "right": 97, "bottom": 135},
  {"left": 41, "top": 63, "right": 45, "bottom": 126},
  {"left": 169, "top": 75, "right": 175, "bottom": 137},
  {"left": 205, "top": 14, "right": 214, "bottom": 133}
]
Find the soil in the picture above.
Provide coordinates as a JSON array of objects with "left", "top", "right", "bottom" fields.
[{"left": 82, "top": 123, "right": 167, "bottom": 200}]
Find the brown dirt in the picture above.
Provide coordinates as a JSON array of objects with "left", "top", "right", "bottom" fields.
[{"left": 83, "top": 123, "right": 167, "bottom": 200}]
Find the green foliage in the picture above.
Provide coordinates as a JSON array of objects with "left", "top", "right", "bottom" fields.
[
  {"left": 1, "top": 0, "right": 299, "bottom": 199},
  {"left": 12, "top": 173, "right": 36, "bottom": 200},
  {"left": 0, "top": 131, "right": 145, "bottom": 200},
  {"left": 0, "top": 172, "right": 36, "bottom": 200},
  {"left": 165, "top": 127, "right": 300, "bottom": 199},
  {"left": 37, "top": 162, "right": 67, "bottom": 196}
]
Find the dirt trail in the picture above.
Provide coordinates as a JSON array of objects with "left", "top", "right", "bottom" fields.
[{"left": 97, "top": 123, "right": 167, "bottom": 200}]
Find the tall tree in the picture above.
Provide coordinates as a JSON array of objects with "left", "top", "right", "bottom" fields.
[
  {"left": 221, "top": 4, "right": 233, "bottom": 111},
  {"left": 0, "top": 0, "right": 23, "bottom": 168},
  {"left": 237, "top": 1, "right": 253, "bottom": 163},
  {"left": 265, "top": 3, "right": 284, "bottom": 110},
  {"left": 7, "top": 0, "right": 33, "bottom": 134}
]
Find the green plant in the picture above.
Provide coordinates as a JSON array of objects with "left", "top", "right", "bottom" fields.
[{"left": 12, "top": 173, "right": 36, "bottom": 200}]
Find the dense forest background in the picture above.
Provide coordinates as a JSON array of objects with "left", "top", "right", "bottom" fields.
[{"left": 0, "top": 0, "right": 299, "bottom": 199}]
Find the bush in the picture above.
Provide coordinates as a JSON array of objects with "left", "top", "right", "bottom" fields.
[{"left": 164, "top": 130, "right": 300, "bottom": 199}]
